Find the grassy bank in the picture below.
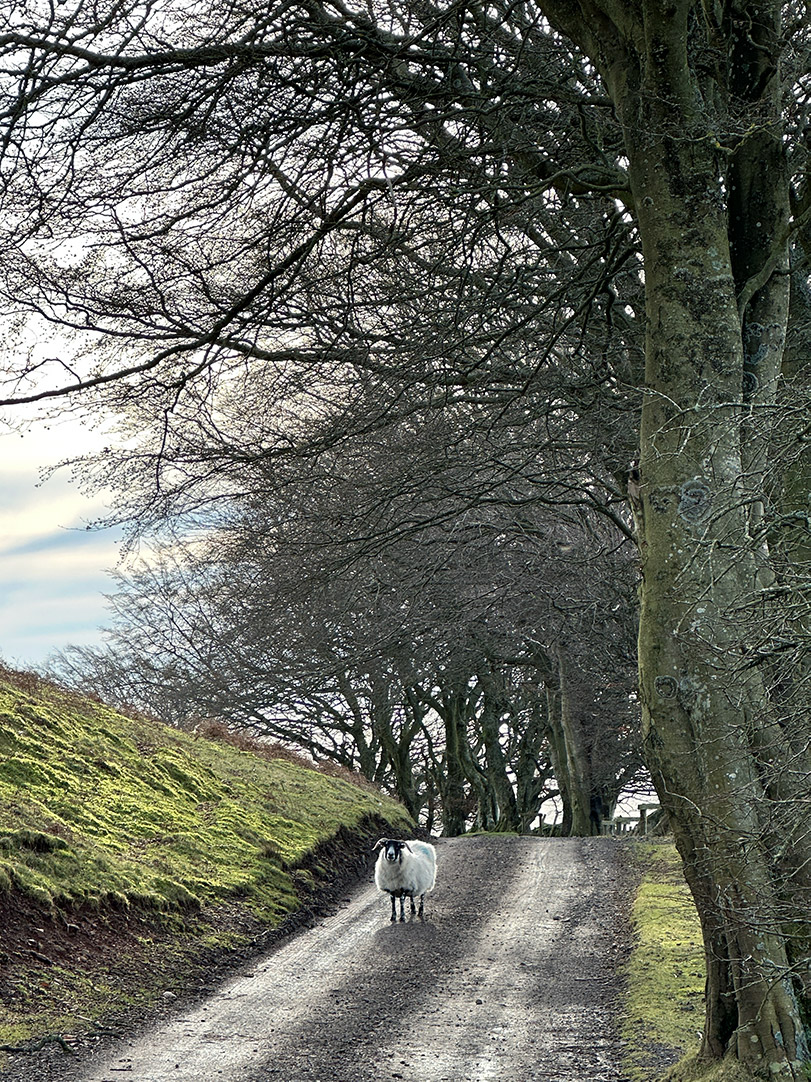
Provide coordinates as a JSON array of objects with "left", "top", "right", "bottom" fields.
[
  {"left": 622, "top": 842, "right": 765, "bottom": 1082},
  {"left": 622, "top": 841, "right": 705, "bottom": 1081},
  {"left": 0, "top": 665, "right": 410, "bottom": 1057}
]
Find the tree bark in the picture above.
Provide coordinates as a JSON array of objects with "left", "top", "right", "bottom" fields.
[
  {"left": 477, "top": 664, "right": 522, "bottom": 832},
  {"left": 544, "top": 683, "right": 573, "bottom": 836},
  {"left": 514, "top": 701, "right": 551, "bottom": 834},
  {"left": 555, "top": 647, "right": 597, "bottom": 836},
  {"left": 538, "top": 0, "right": 810, "bottom": 1073},
  {"left": 436, "top": 685, "right": 474, "bottom": 836}
]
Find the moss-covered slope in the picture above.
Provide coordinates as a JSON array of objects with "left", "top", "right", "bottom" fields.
[
  {"left": 0, "top": 666, "right": 409, "bottom": 919},
  {"left": 0, "top": 665, "right": 411, "bottom": 1061}
]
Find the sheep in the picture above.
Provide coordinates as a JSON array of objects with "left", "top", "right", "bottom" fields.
[{"left": 373, "top": 838, "right": 437, "bottom": 922}]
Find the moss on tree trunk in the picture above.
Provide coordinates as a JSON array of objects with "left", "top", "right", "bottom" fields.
[{"left": 538, "top": 0, "right": 811, "bottom": 1073}]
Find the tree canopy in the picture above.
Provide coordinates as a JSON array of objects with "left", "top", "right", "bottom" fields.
[{"left": 2, "top": 0, "right": 810, "bottom": 1076}]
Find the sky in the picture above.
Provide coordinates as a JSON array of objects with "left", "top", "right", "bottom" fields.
[{"left": 0, "top": 414, "right": 123, "bottom": 671}]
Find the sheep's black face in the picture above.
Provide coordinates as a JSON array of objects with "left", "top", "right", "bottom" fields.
[{"left": 383, "top": 841, "right": 403, "bottom": 864}]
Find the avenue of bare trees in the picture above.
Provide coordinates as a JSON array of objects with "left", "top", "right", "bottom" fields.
[
  {"left": 1, "top": 0, "right": 810, "bottom": 1076},
  {"left": 51, "top": 428, "right": 644, "bottom": 837}
]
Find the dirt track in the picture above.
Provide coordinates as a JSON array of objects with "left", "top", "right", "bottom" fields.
[{"left": 54, "top": 835, "right": 634, "bottom": 1082}]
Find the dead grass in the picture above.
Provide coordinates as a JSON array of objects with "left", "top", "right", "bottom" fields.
[{"left": 191, "top": 720, "right": 378, "bottom": 793}]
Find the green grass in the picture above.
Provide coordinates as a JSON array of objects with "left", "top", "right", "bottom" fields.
[
  {"left": 0, "top": 665, "right": 411, "bottom": 1058},
  {"left": 623, "top": 841, "right": 706, "bottom": 1082},
  {"left": 0, "top": 666, "right": 409, "bottom": 918}
]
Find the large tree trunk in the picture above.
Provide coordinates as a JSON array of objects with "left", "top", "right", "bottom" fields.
[
  {"left": 543, "top": 648, "right": 609, "bottom": 836},
  {"left": 539, "top": 0, "right": 810, "bottom": 1074},
  {"left": 477, "top": 664, "right": 522, "bottom": 832},
  {"left": 432, "top": 684, "right": 478, "bottom": 836},
  {"left": 622, "top": 13, "right": 809, "bottom": 1078},
  {"left": 554, "top": 647, "right": 598, "bottom": 836},
  {"left": 544, "top": 681, "right": 573, "bottom": 835},
  {"left": 514, "top": 701, "right": 551, "bottom": 834}
]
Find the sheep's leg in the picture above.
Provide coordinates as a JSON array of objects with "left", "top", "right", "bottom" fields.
[
  {"left": 399, "top": 893, "right": 406, "bottom": 922},
  {"left": 409, "top": 894, "right": 417, "bottom": 918},
  {"left": 389, "top": 893, "right": 397, "bottom": 923},
  {"left": 417, "top": 893, "right": 425, "bottom": 918}
]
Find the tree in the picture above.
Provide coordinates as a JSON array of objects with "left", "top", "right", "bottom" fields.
[
  {"left": 2, "top": 0, "right": 810, "bottom": 1073},
  {"left": 51, "top": 426, "right": 643, "bottom": 836},
  {"left": 533, "top": 4, "right": 810, "bottom": 1072}
]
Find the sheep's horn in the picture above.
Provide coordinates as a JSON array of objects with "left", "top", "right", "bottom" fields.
[
  {"left": 372, "top": 838, "right": 388, "bottom": 851},
  {"left": 403, "top": 841, "right": 413, "bottom": 852}
]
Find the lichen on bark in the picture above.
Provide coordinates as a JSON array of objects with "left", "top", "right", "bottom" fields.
[{"left": 537, "top": 0, "right": 811, "bottom": 1074}]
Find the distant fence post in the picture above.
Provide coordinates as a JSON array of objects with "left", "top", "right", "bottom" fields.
[
  {"left": 637, "top": 804, "right": 660, "bottom": 836},
  {"left": 602, "top": 804, "right": 661, "bottom": 836}
]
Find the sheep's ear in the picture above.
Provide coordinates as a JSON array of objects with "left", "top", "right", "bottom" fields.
[
  {"left": 372, "top": 838, "right": 387, "bottom": 851},
  {"left": 403, "top": 842, "right": 413, "bottom": 852}
]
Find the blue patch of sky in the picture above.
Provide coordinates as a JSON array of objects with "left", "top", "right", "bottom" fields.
[
  {"left": 0, "top": 419, "right": 125, "bottom": 670},
  {"left": 3, "top": 525, "right": 115, "bottom": 559}
]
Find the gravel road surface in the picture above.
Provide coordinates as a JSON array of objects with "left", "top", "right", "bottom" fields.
[{"left": 66, "top": 835, "right": 634, "bottom": 1082}]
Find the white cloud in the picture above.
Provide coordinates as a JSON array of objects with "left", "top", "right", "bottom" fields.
[{"left": 0, "top": 417, "right": 123, "bottom": 669}]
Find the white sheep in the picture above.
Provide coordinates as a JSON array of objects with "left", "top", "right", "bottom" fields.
[{"left": 373, "top": 838, "right": 437, "bottom": 922}]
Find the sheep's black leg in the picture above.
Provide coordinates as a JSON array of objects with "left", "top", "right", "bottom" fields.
[
  {"left": 390, "top": 893, "right": 397, "bottom": 922},
  {"left": 417, "top": 893, "right": 425, "bottom": 918},
  {"left": 409, "top": 894, "right": 417, "bottom": 918},
  {"left": 399, "top": 894, "right": 406, "bottom": 922}
]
